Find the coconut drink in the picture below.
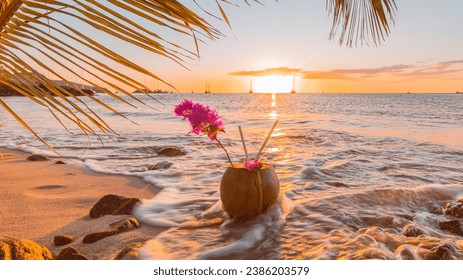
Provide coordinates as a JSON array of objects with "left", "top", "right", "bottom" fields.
[
  {"left": 174, "top": 99, "right": 280, "bottom": 220},
  {"left": 220, "top": 162, "right": 280, "bottom": 219}
]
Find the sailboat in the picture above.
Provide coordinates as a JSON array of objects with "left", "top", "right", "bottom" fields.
[
  {"left": 205, "top": 81, "right": 211, "bottom": 94},
  {"left": 249, "top": 78, "right": 253, "bottom": 94},
  {"left": 291, "top": 74, "right": 296, "bottom": 94}
]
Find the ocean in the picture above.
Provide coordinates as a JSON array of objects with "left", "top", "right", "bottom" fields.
[{"left": 1, "top": 93, "right": 463, "bottom": 259}]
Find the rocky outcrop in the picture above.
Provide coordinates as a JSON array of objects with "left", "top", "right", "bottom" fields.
[
  {"left": 422, "top": 243, "right": 456, "bottom": 260},
  {"left": 0, "top": 237, "right": 52, "bottom": 260},
  {"left": 27, "top": 154, "right": 50, "bottom": 161},
  {"left": 154, "top": 147, "right": 187, "bottom": 157},
  {"left": 115, "top": 242, "right": 144, "bottom": 260},
  {"left": 55, "top": 160, "right": 66, "bottom": 164},
  {"left": 83, "top": 218, "right": 140, "bottom": 244},
  {"left": 54, "top": 235, "right": 73, "bottom": 246},
  {"left": 56, "top": 247, "right": 88, "bottom": 260},
  {"left": 402, "top": 224, "right": 426, "bottom": 237},
  {"left": 0, "top": 84, "right": 95, "bottom": 97},
  {"left": 89, "top": 194, "right": 141, "bottom": 218},
  {"left": 439, "top": 219, "right": 463, "bottom": 236},
  {"left": 442, "top": 200, "right": 463, "bottom": 218}
]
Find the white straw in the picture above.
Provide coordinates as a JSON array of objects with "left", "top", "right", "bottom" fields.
[
  {"left": 238, "top": 126, "right": 249, "bottom": 160},
  {"left": 256, "top": 119, "right": 279, "bottom": 160}
]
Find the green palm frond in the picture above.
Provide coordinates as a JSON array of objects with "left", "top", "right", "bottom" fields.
[{"left": 0, "top": 0, "right": 397, "bottom": 151}]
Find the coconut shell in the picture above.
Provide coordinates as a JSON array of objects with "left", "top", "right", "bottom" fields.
[{"left": 220, "top": 163, "right": 280, "bottom": 220}]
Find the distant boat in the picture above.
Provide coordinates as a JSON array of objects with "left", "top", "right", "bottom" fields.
[
  {"left": 406, "top": 91, "right": 411, "bottom": 94},
  {"left": 205, "top": 81, "right": 211, "bottom": 94},
  {"left": 291, "top": 74, "right": 296, "bottom": 94},
  {"left": 457, "top": 91, "right": 462, "bottom": 94},
  {"left": 249, "top": 78, "right": 253, "bottom": 94}
]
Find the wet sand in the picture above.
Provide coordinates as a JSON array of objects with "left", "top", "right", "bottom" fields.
[{"left": 0, "top": 148, "right": 163, "bottom": 260}]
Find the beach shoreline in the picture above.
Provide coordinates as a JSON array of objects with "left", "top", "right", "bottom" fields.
[{"left": 0, "top": 147, "right": 163, "bottom": 260}]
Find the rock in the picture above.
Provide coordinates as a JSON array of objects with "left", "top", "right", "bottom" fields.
[
  {"left": 442, "top": 200, "right": 463, "bottom": 218},
  {"left": 396, "top": 245, "right": 415, "bottom": 260},
  {"left": 55, "top": 160, "right": 66, "bottom": 164},
  {"left": 423, "top": 243, "right": 456, "bottom": 260},
  {"left": 83, "top": 218, "right": 140, "bottom": 244},
  {"left": 439, "top": 219, "right": 463, "bottom": 235},
  {"left": 82, "top": 232, "right": 114, "bottom": 244},
  {"left": 53, "top": 235, "right": 73, "bottom": 246},
  {"left": 115, "top": 242, "right": 144, "bottom": 260},
  {"left": 148, "top": 161, "right": 173, "bottom": 170},
  {"left": 89, "top": 194, "right": 141, "bottom": 218},
  {"left": 155, "top": 147, "right": 187, "bottom": 157},
  {"left": 56, "top": 247, "right": 88, "bottom": 260},
  {"left": 27, "top": 154, "right": 50, "bottom": 161},
  {"left": 0, "top": 237, "right": 52, "bottom": 260},
  {"left": 402, "top": 224, "right": 425, "bottom": 237}
]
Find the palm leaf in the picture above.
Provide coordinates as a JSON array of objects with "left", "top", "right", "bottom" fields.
[
  {"left": 0, "top": 0, "right": 397, "bottom": 152},
  {"left": 327, "top": 0, "right": 397, "bottom": 46}
]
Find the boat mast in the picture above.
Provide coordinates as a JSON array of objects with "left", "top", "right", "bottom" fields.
[
  {"left": 205, "top": 81, "right": 210, "bottom": 93},
  {"left": 291, "top": 74, "right": 296, "bottom": 94},
  {"left": 249, "top": 78, "right": 253, "bottom": 94}
]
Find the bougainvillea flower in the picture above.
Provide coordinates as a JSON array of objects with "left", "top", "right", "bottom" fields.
[
  {"left": 174, "top": 99, "right": 194, "bottom": 120},
  {"left": 174, "top": 99, "right": 233, "bottom": 166},
  {"left": 244, "top": 159, "right": 260, "bottom": 172}
]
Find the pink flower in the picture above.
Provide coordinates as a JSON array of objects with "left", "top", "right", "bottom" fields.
[
  {"left": 174, "top": 100, "right": 225, "bottom": 140},
  {"left": 174, "top": 99, "right": 233, "bottom": 166},
  {"left": 244, "top": 159, "right": 260, "bottom": 172},
  {"left": 174, "top": 99, "right": 194, "bottom": 120}
]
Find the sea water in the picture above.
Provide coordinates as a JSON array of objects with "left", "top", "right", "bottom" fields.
[{"left": 1, "top": 93, "right": 462, "bottom": 259}]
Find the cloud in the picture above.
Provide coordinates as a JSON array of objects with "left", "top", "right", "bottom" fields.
[
  {"left": 229, "top": 67, "right": 301, "bottom": 76},
  {"left": 303, "top": 64, "right": 412, "bottom": 80},
  {"left": 229, "top": 60, "right": 463, "bottom": 81}
]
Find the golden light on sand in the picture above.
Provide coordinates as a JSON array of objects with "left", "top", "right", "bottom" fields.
[{"left": 253, "top": 75, "right": 293, "bottom": 93}]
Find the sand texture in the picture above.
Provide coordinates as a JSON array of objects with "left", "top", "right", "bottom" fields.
[{"left": 0, "top": 148, "right": 163, "bottom": 260}]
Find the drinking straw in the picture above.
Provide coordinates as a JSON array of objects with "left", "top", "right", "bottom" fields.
[
  {"left": 238, "top": 125, "right": 249, "bottom": 160},
  {"left": 255, "top": 119, "right": 279, "bottom": 160}
]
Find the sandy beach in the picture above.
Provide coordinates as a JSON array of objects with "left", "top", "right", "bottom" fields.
[{"left": 0, "top": 147, "right": 163, "bottom": 260}]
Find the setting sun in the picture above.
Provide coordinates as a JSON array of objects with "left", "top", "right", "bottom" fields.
[{"left": 253, "top": 75, "right": 294, "bottom": 93}]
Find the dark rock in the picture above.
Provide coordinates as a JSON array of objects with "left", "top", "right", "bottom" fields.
[
  {"left": 89, "top": 194, "right": 141, "bottom": 218},
  {"left": 402, "top": 224, "right": 425, "bottom": 237},
  {"left": 83, "top": 217, "right": 140, "bottom": 244},
  {"left": 396, "top": 246, "right": 415, "bottom": 260},
  {"left": 439, "top": 219, "right": 463, "bottom": 235},
  {"left": 423, "top": 243, "right": 456, "bottom": 260},
  {"left": 53, "top": 235, "right": 73, "bottom": 246},
  {"left": 0, "top": 237, "right": 52, "bottom": 260},
  {"left": 115, "top": 242, "right": 144, "bottom": 260},
  {"left": 55, "top": 160, "right": 66, "bottom": 164},
  {"left": 82, "top": 231, "right": 115, "bottom": 244},
  {"left": 442, "top": 201, "right": 463, "bottom": 218},
  {"left": 148, "top": 161, "right": 173, "bottom": 170},
  {"left": 56, "top": 247, "right": 88, "bottom": 260},
  {"left": 156, "top": 147, "right": 187, "bottom": 157},
  {"left": 27, "top": 154, "right": 50, "bottom": 161}
]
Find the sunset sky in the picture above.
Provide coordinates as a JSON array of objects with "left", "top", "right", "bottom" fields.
[{"left": 47, "top": 1, "right": 463, "bottom": 94}]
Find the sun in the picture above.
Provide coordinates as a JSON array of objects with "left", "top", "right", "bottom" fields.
[{"left": 253, "top": 75, "right": 293, "bottom": 93}]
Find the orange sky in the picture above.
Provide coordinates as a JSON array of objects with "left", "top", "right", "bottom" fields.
[
  {"left": 140, "top": 1, "right": 463, "bottom": 94},
  {"left": 34, "top": 1, "right": 463, "bottom": 94}
]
